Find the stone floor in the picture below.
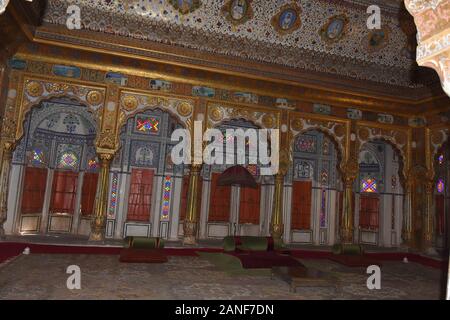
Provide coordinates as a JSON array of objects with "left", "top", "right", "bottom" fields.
[{"left": 0, "top": 253, "right": 445, "bottom": 300}]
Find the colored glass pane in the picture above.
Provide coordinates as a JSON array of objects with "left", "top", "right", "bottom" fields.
[
  {"left": 58, "top": 153, "right": 78, "bottom": 169},
  {"left": 32, "top": 148, "right": 44, "bottom": 166},
  {"left": 109, "top": 173, "right": 118, "bottom": 218},
  {"left": 437, "top": 179, "right": 445, "bottom": 193},
  {"left": 361, "top": 178, "right": 377, "bottom": 193},
  {"left": 161, "top": 176, "right": 172, "bottom": 220},
  {"left": 88, "top": 159, "right": 98, "bottom": 170},
  {"left": 136, "top": 116, "right": 159, "bottom": 133}
]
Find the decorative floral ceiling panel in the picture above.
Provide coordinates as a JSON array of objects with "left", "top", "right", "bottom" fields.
[{"left": 42, "top": 0, "right": 421, "bottom": 87}]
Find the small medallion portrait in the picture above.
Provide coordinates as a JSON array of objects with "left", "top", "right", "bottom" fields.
[
  {"left": 271, "top": 4, "right": 302, "bottom": 35},
  {"left": 366, "top": 27, "right": 390, "bottom": 52},
  {"left": 169, "top": 0, "right": 201, "bottom": 15},
  {"left": 320, "top": 15, "right": 348, "bottom": 43},
  {"left": 222, "top": 0, "right": 253, "bottom": 25}
]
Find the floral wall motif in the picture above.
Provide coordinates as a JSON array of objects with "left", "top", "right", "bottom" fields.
[
  {"left": 18, "top": 78, "right": 105, "bottom": 146},
  {"left": 289, "top": 115, "right": 349, "bottom": 173},
  {"left": 356, "top": 123, "right": 411, "bottom": 183},
  {"left": 206, "top": 102, "right": 280, "bottom": 130},
  {"left": 118, "top": 91, "right": 194, "bottom": 137}
]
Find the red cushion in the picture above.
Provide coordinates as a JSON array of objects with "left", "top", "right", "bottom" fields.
[{"left": 119, "top": 248, "right": 168, "bottom": 263}]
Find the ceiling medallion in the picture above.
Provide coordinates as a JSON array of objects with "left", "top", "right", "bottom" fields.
[
  {"left": 319, "top": 14, "right": 349, "bottom": 44},
  {"left": 222, "top": 0, "right": 254, "bottom": 26},
  {"left": 86, "top": 90, "right": 103, "bottom": 106},
  {"left": 169, "top": 0, "right": 201, "bottom": 15},
  {"left": 0, "top": 0, "right": 10, "bottom": 15},
  {"left": 366, "top": 26, "right": 390, "bottom": 52},
  {"left": 271, "top": 3, "right": 302, "bottom": 36}
]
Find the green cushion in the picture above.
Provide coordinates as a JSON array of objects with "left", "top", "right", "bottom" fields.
[
  {"left": 223, "top": 236, "right": 236, "bottom": 252},
  {"left": 332, "top": 244, "right": 364, "bottom": 255},
  {"left": 124, "top": 237, "right": 165, "bottom": 249},
  {"left": 238, "top": 236, "right": 268, "bottom": 251}
]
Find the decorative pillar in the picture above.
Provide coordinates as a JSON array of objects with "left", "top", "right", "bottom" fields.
[
  {"left": 402, "top": 177, "right": 414, "bottom": 246},
  {"left": 340, "top": 173, "right": 356, "bottom": 243},
  {"left": 270, "top": 173, "right": 285, "bottom": 240},
  {"left": 89, "top": 153, "right": 112, "bottom": 241},
  {"left": 183, "top": 164, "right": 202, "bottom": 245},
  {"left": 404, "top": 0, "right": 450, "bottom": 301},
  {"left": 422, "top": 178, "right": 435, "bottom": 250},
  {"left": 0, "top": 141, "right": 13, "bottom": 239}
]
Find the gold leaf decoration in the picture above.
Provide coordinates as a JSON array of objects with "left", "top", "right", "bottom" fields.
[
  {"left": 25, "top": 81, "right": 43, "bottom": 97},
  {"left": 122, "top": 95, "right": 139, "bottom": 112},
  {"left": 209, "top": 106, "right": 223, "bottom": 122},
  {"left": 177, "top": 102, "right": 193, "bottom": 117},
  {"left": 86, "top": 90, "right": 103, "bottom": 106}
]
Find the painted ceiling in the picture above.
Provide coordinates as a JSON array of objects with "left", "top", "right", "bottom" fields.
[{"left": 42, "top": 0, "right": 422, "bottom": 87}]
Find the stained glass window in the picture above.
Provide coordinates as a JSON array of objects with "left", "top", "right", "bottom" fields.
[
  {"left": 58, "top": 152, "right": 78, "bottom": 169},
  {"left": 295, "top": 136, "right": 316, "bottom": 153},
  {"left": 361, "top": 178, "right": 377, "bottom": 193},
  {"left": 108, "top": 173, "right": 118, "bottom": 218},
  {"left": 136, "top": 115, "right": 159, "bottom": 133},
  {"left": 438, "top": 154, "right": 444, "bottom": 165},
  {"left": 437, "top": 179, "right": 445, "bottom": 193},
  {"left": 88, "top": 158, "right": 98, "bottom": 171},
  {"left": 161, "top": 176, "right": 172, "bottom": 220},
  {"left": 31, "top": 148, "right": 45, "bottom": 166},
  {"left": 320, "top": 188, "right": 326, "bottom": 228}
]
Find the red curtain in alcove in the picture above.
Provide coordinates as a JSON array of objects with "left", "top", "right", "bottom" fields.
[
  {"left": 50, "top": 171, "right": 79, "bottom": 214},
  {"left": 239, "top": 185, "right": 261, "bottom": 224},
  {"left": 208, "top": 173, "right": 231, "bottom": 222},
  {"left": 21, "top": 167, "right": 47, "bottom": 214},
  {"left": 291, "top": 181, "right": 312, "bottom": 230},
  {"left": 359, "top": 195, "right": 380, "bottom": 230},
  {"left": 179, "top": 175, "right": 203, "bottom": 221},
  {"left": 81, "top": 173, "right": 98, "bottom": 216},
  {"left": 436, "top": 195, "right": 445, "bottom": 235},
  {"left": 127, "top": 169, "right": 154, "bottom": 222}
]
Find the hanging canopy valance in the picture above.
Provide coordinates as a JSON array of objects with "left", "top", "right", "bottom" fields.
[{"left": 217, "top": 165, "right": 257, "bottom": 189}]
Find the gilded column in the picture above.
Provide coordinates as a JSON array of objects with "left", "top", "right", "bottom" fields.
[
  {"left": 89, "top": 153, "right": 112, "bottom": 241},
  {"left": 0, "top": 141, "right": 14, "bottom": 239},
  {"left": 340, "top": 173, "right": 356, "bottom": 243},
  {"left": 402, "top": 177, "right": 414, "bottom": 245},
  {"left": 270, "top": 173, "right": 285, "bottom": 240},
  {"left": 422, "top": 178, "right": 434, "bottom": 250},
  {"left": 183, "top": 164, "right": 202, "bottom": 245}
]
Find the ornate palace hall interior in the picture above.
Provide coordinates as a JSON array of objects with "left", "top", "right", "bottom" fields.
[{"left": 0, "top": 0, "right": 449, "bottom": 300}]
